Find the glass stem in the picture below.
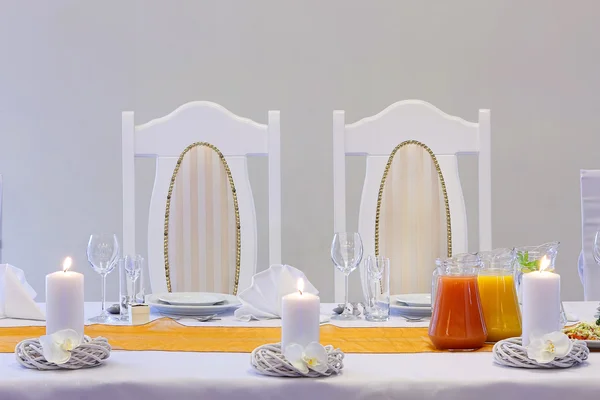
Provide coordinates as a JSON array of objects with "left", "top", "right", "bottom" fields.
[
  {"left": 101, "top": 274, "right": 107, "bottom": 314},
  {"left": 344, "top": 274, "right": 350, "bottom": 313}
]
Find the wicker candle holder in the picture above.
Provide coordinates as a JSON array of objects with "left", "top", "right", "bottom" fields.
[
  {"left": 492, "top": 337, "right": 589, "bottom": 369},
  {"left": 15, "top": 336, "right": 111, "bottom": 370},
  {"left": 251, "top": 343, "right": 344, "bottom": 377}
]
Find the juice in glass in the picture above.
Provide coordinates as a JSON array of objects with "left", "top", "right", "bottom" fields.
[
  {"left": 477, "top": 274, "right": 521, "bottom": 342},
  {"left": 429, "top": 275, "right": 487, "bottom": 350}
]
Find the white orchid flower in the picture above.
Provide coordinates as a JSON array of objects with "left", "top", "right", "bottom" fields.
[
  {"left": 39, "top": 329, "right": 82, "bottom": 365},
  {"left": 527, "top": 331, "right": 573, "bottom": 364},
  {"left": 284, "top": 342, "right": 328, "bottom": 374}
]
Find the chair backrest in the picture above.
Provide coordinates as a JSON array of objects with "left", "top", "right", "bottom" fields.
[
  {"left": 579, "top": 169, "right": 600, "bottom": 300},
  {"left": 333, "top": 100, "right": 491, "bottom": 301},
  {"left": 122, "top": 101, "right": 281, "bottom": 295}
]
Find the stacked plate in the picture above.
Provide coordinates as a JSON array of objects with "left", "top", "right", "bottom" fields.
[
  {"left": 390, "top": 293, "right": 432, "bottom": 319},
  {"left": 148, "top": 292, "right": 241, "bottom": 316}
]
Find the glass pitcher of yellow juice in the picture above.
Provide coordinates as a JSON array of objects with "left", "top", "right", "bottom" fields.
[{"left": 477, "top": 248, "right": 521, "bottom": 342}]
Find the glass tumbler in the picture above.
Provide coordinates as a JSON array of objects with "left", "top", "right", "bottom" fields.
[
  {"left": 361, "top": 255, "right": 390, "bottom": 322},
  {"left": 119, "top": 255, "right": 144, "bottom": 321}
]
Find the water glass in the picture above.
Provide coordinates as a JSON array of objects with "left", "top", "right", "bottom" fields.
[
  {"left": 361, "top": 255, "right": 390, "bottom": 322},
  {"left": 119, "top": 255, "right": 144, "bottom": 320},
  {"left": 136, "top": 258, "right": 146, "bottom": 304}
]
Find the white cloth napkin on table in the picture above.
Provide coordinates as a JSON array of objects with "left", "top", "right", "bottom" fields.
[
  {"left": 235, "top": 264, "right": 319, "bottom": 321},
  {"left": 0, "top": 264, "right": 45, "bottom": 320},
  {"left": 579, "top": 169, "right": 600, "bottom": 301}
]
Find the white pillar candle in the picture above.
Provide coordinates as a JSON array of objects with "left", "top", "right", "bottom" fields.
[
  {"left": 281, "top": 279, "right": 320, "bottom": 352},
  {"left": 521, "top": 256, "right": 561, "bottom": 346},
  {"left": 46, "top": 257, "right": 84, "bottom": 339}
]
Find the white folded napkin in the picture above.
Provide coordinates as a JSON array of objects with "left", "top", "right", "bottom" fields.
[
  {"left": 580, "top": 170, "right": 600, "bottom": 300},
  {"left": 235, "top": 264, "right": 319, "bottom": 321},
  {"left": 0, "top": 264, "right": 45, "bottom": 320}
]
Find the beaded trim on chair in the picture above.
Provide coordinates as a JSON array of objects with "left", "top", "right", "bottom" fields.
[
  {"left": 374, "top": 140, "right": 452, "bottom": 259},
  {"left": 163, "top": 142, "right": 241, "bottom": 294}
]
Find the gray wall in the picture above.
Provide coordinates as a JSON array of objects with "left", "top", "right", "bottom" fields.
[{"left": 1, "top": 0, "right": 598, "bottom": 302}]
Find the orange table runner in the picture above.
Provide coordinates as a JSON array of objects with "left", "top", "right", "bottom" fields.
[{"left": 0, "top": 318, "right": 496, "bottom": 353}]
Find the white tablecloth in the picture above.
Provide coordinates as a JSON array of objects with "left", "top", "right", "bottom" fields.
[
  {"left": 0, "top": 302, "right": 431, "bottom": 328},
  {"left": 0, "top": 302, "right": 598, "bottom": 400}
]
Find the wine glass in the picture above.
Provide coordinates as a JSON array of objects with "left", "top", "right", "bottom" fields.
[
  {"left": 331, "top": 232, "right": 363, "bottom": 320},
  {"left": 124, "top": 254, "right": 143, "bottom": 306},
  {"left": 366, "top": 255, "right": 387, "bottom": 279},
  {"left": 362, "top": 255, "right": 384, "bottom": 307},
  {"left": 124, "top": 255, "right": 142, "bottom": 292},
  {"left": 87, "top": 234, "right": 119, "bottom": 323}
]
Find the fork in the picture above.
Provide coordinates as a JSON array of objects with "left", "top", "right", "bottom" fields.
[{"left": 161, "top": 314, "right": 221, "bottom": 322}]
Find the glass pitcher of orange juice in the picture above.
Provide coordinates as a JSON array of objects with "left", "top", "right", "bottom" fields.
[
  {"left": 429, "top": 254, "right": 487, "bottom": 351},
  {"left": 477, "top": 248, "right": 521, "bottom": 342}
]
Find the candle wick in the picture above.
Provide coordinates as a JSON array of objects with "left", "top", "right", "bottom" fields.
[{"left": 299, "top": 289, "right": 303, "bottom": 295}]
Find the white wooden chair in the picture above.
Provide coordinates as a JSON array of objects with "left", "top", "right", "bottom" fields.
[
  {"left": 578, "top": 169, "right": 600, "bottom": 300},
  {"left": 333, "top": 100, "right": 491, "bottom": 301},
  {"left": 122, "top": 102, "right": 281, "bottom": 295},
  {"left": 0, "top": 174, "right": 3, "bottom": 263}
]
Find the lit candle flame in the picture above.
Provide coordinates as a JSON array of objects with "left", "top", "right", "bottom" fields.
[
  {"left": 297, "top": 278, "right": 304, "bottom": 295},
  {"left": 63, "top": 257, "right": 73, "bottom": 272},
  {"left": 539, "top": 255, "right": 550, "bottom": 272}
]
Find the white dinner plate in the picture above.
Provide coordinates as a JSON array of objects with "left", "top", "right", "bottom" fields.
[
  {"left": 390, "top": 303, "right": 432, "bottom": 318},
  {"left": 393, "top": 293, "right": 432, "bottom": 307},
  {"left": 158, "top": 292, "right": 226, "bottom": 306},
  {"left": 148, "top": 293, "right": 240, "bottom": 316},
  {"left": 564, "top": 320, "right": 600, "bottom": 349}
]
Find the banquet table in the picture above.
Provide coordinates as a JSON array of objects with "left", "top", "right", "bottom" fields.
[{"left": 0, "top": 302, "right": 599, "bottom": 400}]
